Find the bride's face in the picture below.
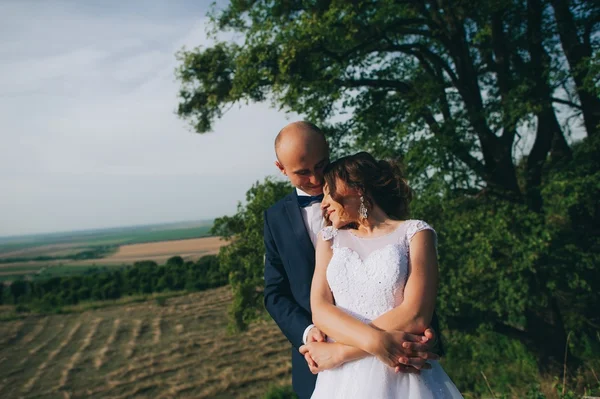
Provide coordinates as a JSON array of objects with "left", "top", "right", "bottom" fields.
[{"left": 321, "top": 179, "right": 361, "bottom": 229}]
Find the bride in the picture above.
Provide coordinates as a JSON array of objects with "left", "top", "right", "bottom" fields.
[{"left": 302, "top": 152, "right": 463, "bottom": 398}]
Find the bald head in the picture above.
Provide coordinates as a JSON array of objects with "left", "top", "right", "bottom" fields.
[
  {"left": 275, "top": 121, "right": 327, "bottom": 161},
  {"left": 274, "top": 121, "right": 330, "bottom": 196}
]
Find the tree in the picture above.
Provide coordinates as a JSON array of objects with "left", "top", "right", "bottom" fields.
[
  {"left": 175, "top": 0, "right": 600, "bottom": 367},
  {"left": 177, "top": 1, "right": 597, "bottom": 200},
  {"left": 167, "top": 256, "right": 185, "bottom": 267},
  {"left": 9, "top": 280, "right": 30, "bottom": 304},
  {"left": 211, "top": 178, "right": 291, "bottom": 331},
  {"left": 550, "top": 0, "right": 600, "bottom": 135}
]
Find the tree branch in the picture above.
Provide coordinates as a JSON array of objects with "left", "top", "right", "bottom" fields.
[
  {"left": 551, "top": 97, "right": 583, "bottom": 110},
  {"left": 421, "top": 111, "right": 487, "bottom": 179},
  {"left": 336, "top": 76, "right": 486, "bottom": 179},
  {"left": 383, "top": 42, "right": 460, "bottom": 87},
  {"left": 335, "top": 78, "right": 413, "bottom": 93}
]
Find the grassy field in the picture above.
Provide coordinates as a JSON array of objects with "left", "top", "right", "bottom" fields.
[{"left": 0, "top": 286, "right": 292, "bottom": 399}]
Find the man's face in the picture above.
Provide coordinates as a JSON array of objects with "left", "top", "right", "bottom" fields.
[{"left": 276, "top": 138, "right": 329, "bottom": 196}]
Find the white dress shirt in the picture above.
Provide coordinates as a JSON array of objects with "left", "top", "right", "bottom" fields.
[
  {"left": 297, "top": 188, "right": 326, "bottom": 248},
  {"left": 296, "top": 188, "right": 326, "bottom": 344}
]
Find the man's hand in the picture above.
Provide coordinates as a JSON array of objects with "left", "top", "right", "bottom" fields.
[
  {"left": 394, "top": 328, "right": 439, "bottom": 373},
  {"left": 299, "top": 342, "right": 343, "bottom": 374},
  {"left": 365, "top": 329, "right": 438, "bottom": 372},
  {"left": 306, "top": 326, "right": 326, "bottom": 343},
  {"left": 368, "top": 330, "right": 424, "bottom": 369}
]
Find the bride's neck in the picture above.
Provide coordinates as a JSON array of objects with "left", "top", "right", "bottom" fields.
[{"left": 355, "top": 206, "right": 394, "bottom": 234}]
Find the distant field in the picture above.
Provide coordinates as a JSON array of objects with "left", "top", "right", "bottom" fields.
[
  {"left": 100, "top": 236, "right": 225, "bottom": 262},
  {"left": 0, "top": 220, "right": 214, "bottom": 258},
  {"left": 0, "top": 286, "right": 292, "bottom": 398},
  {"left": 0, "top": 236, "right": 228, "bottom": 282},
  {"left": 0, "top": 221, "right": 227, "bottom": 282}
]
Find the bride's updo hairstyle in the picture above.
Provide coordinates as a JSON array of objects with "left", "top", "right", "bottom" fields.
[{"left": 323, "top": 152, "right": 413, "bottom": 220}]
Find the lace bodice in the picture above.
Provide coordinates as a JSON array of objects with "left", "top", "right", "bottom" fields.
[{"left": 322, "top": 220, "right": 435, "bottom": 324}]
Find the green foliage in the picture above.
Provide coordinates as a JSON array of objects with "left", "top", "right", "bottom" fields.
[
  {"left": 262, "top": 385, "right": 298, "bottom": 399},
  {"left": 0, "top": 255, "right": 227, "bottom": 311},
  {"left": 179, "top": 0, "right": 599, "bottom": 364},
  {"left": 166, "top": 256, "right": 184, "bottom": 267},
  {"left": 15, "top": 304, "right": 30, "bottom": 313},
  {"left": 211, "top": 178, "right": 291, "bottom": 331},
  {"left": 524, "top": 380, "right": 600, "bottom": 399},
  {"left": 177, "top": 0, "right": 598, "bottom": 197},
  {"left": 175, "top": 0, "right": 600, "bottom": 395},
  {"left": 412, "top": 136, "right": 600, "bottom": 366},
  {"left": 442, "top": 327, "right": 539, "bottom": 396}
]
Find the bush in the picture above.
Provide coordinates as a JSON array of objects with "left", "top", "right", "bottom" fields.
[
  {"left": 15, "top": 304, "right": 30, "bottom": 313},
  {"left": 3, "top": 254, "right": 228, "bottom": 311},
  {"left": 155, "top": 296, "right": 167, "bottom": 307},
  {"left": 262, "top": 385, "right": 297, "bottom": 399},
  {"left": 211, "top": 178, "right": 291, "bottom": 331},
  {"left": 441, "top": 327, "right": 539, "bottom": 396}
]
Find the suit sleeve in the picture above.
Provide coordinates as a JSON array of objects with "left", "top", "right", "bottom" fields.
[{"left": 263, "top": 210, "right": 313, "bottom": 349}]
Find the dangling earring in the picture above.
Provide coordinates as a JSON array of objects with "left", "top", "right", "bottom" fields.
[{"left": 359, "top": 196, "right": 368, "bottom": 220}]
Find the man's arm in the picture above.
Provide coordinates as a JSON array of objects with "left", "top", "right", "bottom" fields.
[{"left": 263, "top": 210, "right": 313, "bottom": 349}]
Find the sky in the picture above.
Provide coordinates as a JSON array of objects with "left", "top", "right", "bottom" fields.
[{"left": 0, "top": 0, "right": 296, "bottom": 237}]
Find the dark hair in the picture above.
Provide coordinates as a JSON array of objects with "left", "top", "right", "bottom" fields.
[{"left": 323, "top": 152, "right": 413, "bottom": 220}]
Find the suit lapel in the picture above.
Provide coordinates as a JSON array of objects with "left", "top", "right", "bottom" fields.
[{"left": 284, "top": 193, "right": 316, "bottom": 269}]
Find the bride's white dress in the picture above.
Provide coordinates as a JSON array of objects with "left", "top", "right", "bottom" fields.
[{"left": 310, "top": 220, "right": 463, "bottom": 399}]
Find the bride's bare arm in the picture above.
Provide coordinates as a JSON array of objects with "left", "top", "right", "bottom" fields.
[
  {"left": 310, "top": 234, "right": 382, "bottom": 354},
  {"left": 370, "top": 229, "right": 438, "bottom": 333},
  {"left": 310, "top": 230, "right": 439, "bottom": 367}
]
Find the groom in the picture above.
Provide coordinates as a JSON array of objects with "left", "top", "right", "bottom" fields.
[{"left": 263, "top": 121, "right": 440, "bottom": 399}]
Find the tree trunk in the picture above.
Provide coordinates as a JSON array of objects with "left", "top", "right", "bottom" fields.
[
  {"left": 551, "top": 0, "right": 600, "bottom": 137},
  {"left": 525, "top": 0, "right": 573, "bottom": 212},
  {"left": 526, "top": 109, "right": 563, "bottom": 211},
  {"left": 487, "top": 142, "right": 521, "bottom": 199},
  {"left": 525, "top": 315, "right": 567, "bottom": 371},
  {"left": 494, "top": 305, "right": 572, "bottom": 373},
  {"left": 443, "top": 11, "right": 521, "bottom": 197}
]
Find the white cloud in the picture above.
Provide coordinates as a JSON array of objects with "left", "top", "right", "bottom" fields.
[{"left": 0, "top": 0, "right": 295, "bottom": 236}]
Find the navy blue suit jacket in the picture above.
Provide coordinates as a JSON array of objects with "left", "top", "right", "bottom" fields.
[{"left": 263, "top": 191, "right": 317, "bottom": 399}]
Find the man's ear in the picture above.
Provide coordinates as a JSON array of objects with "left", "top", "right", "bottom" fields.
[{"left": 275, "top": 160, "right": 287, "bottom": 176}]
